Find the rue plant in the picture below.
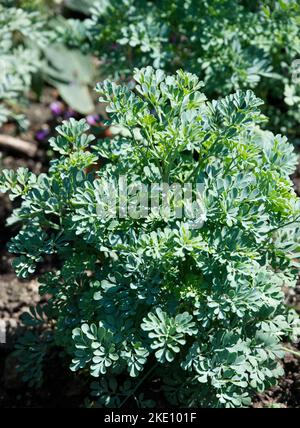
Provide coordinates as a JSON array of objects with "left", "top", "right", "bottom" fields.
[
  {"left": 0, "top": 4, "right": 51, "bottom": 128},
  {"left": 1, "top": 67, "right": 300, "bottom": 408},
  {"left": 60, "top": 0, "right": 300, "bottom": 143}
]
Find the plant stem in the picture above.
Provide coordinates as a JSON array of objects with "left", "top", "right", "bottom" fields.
[
  {"left": 281, "top": 346, "right": 300, "bottom": 358},
  {"left": 266, "top": 215, "right": 300, "bottom": 235},
  {"left": 119, "top": 363, "right": 158, "bottom": 408}
]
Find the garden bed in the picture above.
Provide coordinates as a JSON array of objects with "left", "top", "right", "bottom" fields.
[
  {"left": 1, "top": 0, "right": 300, "bottom": 411},
  {"left": 0, "top": 98, "right": 300, "bottom": 407}
]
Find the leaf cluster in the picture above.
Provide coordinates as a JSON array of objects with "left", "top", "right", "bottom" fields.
[{"left": 1, "top": 67, "right": 300, "bottom": 407}]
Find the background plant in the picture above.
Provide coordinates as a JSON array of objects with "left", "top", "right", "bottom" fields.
[
  {"left": 1, "top": 67, "right": 300, "bottom": 408},
  {"left": 0, "top": 4, "right": 51, "bottom": 128},
  {"left": 59, "top": 0, "right": 300, "bottom": 144},
  {"left": 0, "top": 2, "right": 96, "bottom": 129}
]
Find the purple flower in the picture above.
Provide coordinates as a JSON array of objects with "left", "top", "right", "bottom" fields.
[
  {"left": 35, "top": 128, "right": 50, "bottom": 142},
  {"left": 110, "top": 43, "right": 120, "bottom": 50},
  {"left": 86, "top": 114, "right": 99, "bottom": 126},
  {"left": 170, "top": 33, "right": 178, "bottom": 44},
  {"left": 50, "top": 101, "right": 64, "bottom": 116},
  {"left": 64, "top": 109, "right": 78, "bottom": 119}
]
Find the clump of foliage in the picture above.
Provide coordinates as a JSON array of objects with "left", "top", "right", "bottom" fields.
[
  {"left": 0, "top": 4, "right": 52, "bottom": 128},
  {"left": 1, "top": 67, "right": 300, "bottom": 407},
  {"left": 0, "top": 2, "right": 96, "bottom": 128},
  {"left": 60, "top": 0, "right": 300, "bottom": 143}
]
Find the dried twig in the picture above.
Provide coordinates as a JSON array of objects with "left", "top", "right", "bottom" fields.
[{"left": 0, "top": 134, "right": 37, "bottom": 157}]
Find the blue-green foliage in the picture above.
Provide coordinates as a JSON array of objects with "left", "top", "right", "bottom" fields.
[
  {"left": 1, "top": 67, "right": 300, "bottom": 407},
  {"left": 0, "top": 3, "right": 95, "bottom": 126},
  {"left": 59, "top": 0, "right": 300, "bottom": 143},
  {"left": 0, "top": 4, "right": 51, "bottom": 127}
]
